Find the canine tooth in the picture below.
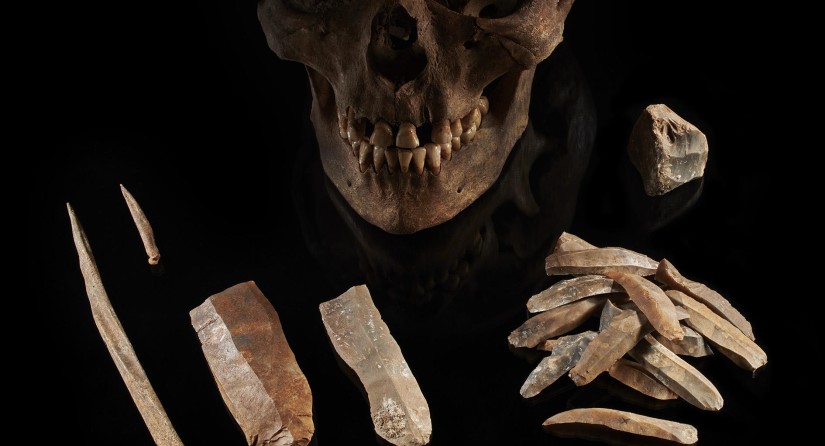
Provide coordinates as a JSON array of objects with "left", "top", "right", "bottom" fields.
[
  {"left": 347, "top": 119, "right": 365, "bottom": 147},
  {"left": 460, "top": 126, "right": 477, "bottom": 144},
  {"left": 432, "top": 120, "right": 452, "bottom": 145},
  {"left": 398, "top": 149, "right": 413, "bottom": 173},
  {"left": 370, "top": 120, "right": 393, "bottom": 147},
  {"left": 440, "top": 141, "right": 452, "bottom": 161},
  {"left": 425, "top": 143, "right": 441, "bottom": 175},
  {"left": 462, "top": 107, "right": 482, "bottom": 130},
  {"left": 358, "top": 141, "right": 373, "bottom": 173},
  {"left": 385, "top": 148, "right": 399, "bottom": 174},
  {"left": 338, "top": 112, "right": 348, "bottom": 139},
  {"left": 451, "top": 136, "right": 461, "bottom": 151},
  {"left": 412, "top": 147, "right": 426, "bottom": 175},
  {"left": 373, "top": 146, "right": 387, "bottom": 173},
  {"left": 396, "top": 123, "right": 419, "bottom": 149},
  {"left": 478, "top": 96, "right": 489, "bottom": 115}
]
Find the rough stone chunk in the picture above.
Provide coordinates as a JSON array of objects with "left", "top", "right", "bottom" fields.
[
  {"left": 520, "top": 331, "right": 597, "bottom": 398},
  {"left": 628, "top": 104, "right": 708, "bottom": 196},
  {"left": 608, "top": 359, "right": 678, "bottom": 401},
  {"left": 545, "top": 247, "right": 659, "bottom": 277},
  {"left": 607, "top": 272, "right": 684, "bottom": 341},
  {"left": 527, "top": 275, "right": 624, "bottom": 313},
  {"left": 190, "top": 281, "right": 314, "bottom": 446},
  {"left": 543, "top": 408, "right": 698, "bottom": 445},
  {"left": 509, "top": 296, "right": 606, "bottom": 349},
  {"left": 629, "top": 335, "right": 723, "bottom": 411},
  {"left": 656, "top": 259, "right": 754, "bottom": 340},
  {"left": 667, "top": 290, "right": 766, "bottom": 372},
  {"left": 319, "top": 285, "right": 431, "bottom": 446},
  {"left": 553, "top": 232, "right": 598, "bottom": 253}
]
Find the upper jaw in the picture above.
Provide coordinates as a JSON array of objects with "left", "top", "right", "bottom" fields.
[{"left": 307, "top": 66, "right": 537, "bottom": 234}]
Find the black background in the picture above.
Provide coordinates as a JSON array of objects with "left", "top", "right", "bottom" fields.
[{"left": 29, "top": 1, "right": 809, "bottom": 444}]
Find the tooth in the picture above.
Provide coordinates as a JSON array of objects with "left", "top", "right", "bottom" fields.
[
  {"left": 398, "top": 149, "right": 413, "bottom": 173},
  {"left": 347, "top": 118, "right": 365, "bottom": 147},
  {"left": 373, "top": 146, "right": 387, "bottom": 173},
  {"left": 478, "top": 96, "right": 489, "bottom": 115},
  {"left": 396, "top": 123, "right": 419, "bottom": 149},
  {"left": 450, "top": 120, "right": 463, "bottom": 151},
  {"left": 440, "top": 141, "right": 452, "bottom": 161},
  {"left": 461, "top": 126, "right": 477, "bottom": 144},
  {"left": 385, "top": 148, "right": 399, "bottom": 174},
  {"left": 432, "top": 120, "right": 452, "bottom": 145},
  {"left": 412, "top": 147, "right": 426, "bottom": 175},
  {"left": 462, "top": 107, "right": 482, "bottom": 130},
  {"left": 358, "top": 141, "right": 373, "bottom": 173},
  {"left": 425, "top": 143, "right": 441, "bottom": 175},
  {"left": 338, "top": 111, "right": 348, "bottom": 139},
  {"left": 351, "top": 141, "right": 360, "bottom": 156},
  {"left": 370, "top": 120, "right": 394, "bottom": 147}
]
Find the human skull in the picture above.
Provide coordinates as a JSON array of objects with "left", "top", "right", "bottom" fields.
[{"left": 259, "top": 0, "right": 574, "bottom": 233}]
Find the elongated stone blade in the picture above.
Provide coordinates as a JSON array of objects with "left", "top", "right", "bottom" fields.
[
  {"left": 320, "top": 285, "right": 431, "bottom": 446},
  {"left": 656, "top": 259, "right": 754, "bottom": 340},
  {"left": 191, "top": 282, "right": 314, "bottom": 446},
  {"left": 608, "top": 359, "right": 678, "bottom": 400},
  {"left": 543, "top": 408, "right": 698, "bottom": 445},
  {"left": 546, "top": 247, "right": 659, "bottom": 277},
  {"left": 666, "top": 290, "right": 766, "bottom": 372},
  {"left": 629, "top": 335, "right": 723, "bottom": 411},
  {"left": 569, "top": 309, "right": 652, "bottom": 386},
  {"left": 607, "top": 272, "right": 684, "bottom": 341},
  {"left": 527, "top": 275, "right": 624, "bottom": 313},
  {"left": 520, "top": 331, "right": 597, "bottom": 398},
  {"left": 655, "top": 325, "right": 713, "bottom": 358},
  {"left": 552, "top": 232, "right": 598, "bottom": 253},
  {"left": 598, "top": 299, "right": 625, "bottom": 331},
  {"left": 509, "top": 296, "right": 606, "bottom": 349}
]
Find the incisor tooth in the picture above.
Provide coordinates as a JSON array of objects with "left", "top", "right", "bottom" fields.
[
  {"left": 412, "top": 147, "right": 426, "bottom": 175},
  {"left": 385, "top": 148, "right": 399, "bottom": 174},
  {"left": 425, "top": 143, "right": 441, "bottom": 175},
  {"left": 370, "top": 120, "right": 393, "bottom": 147},
  {"left": 450, "top": 119, "right": 462, "bottom": 138},
  {"left": 432, "top": 120, "right": 452, "bottom": 145},
  {"left": 451, "top": 136, "right": 461, "bottom": 151},
  {"left": 478, "top": 96, "right": 489, "bottom": 115},
  {"left": 396, "top": 123, "right": 419, "bottom": 149},
  {"left": 358, "top": 141, "right": 373, "bottom": 173},
  {"left": 373, "top": 146, "right": 386, "bottom": 173},
  {"left": 398, "top": 149, "right": 413, "bottom": 173}
]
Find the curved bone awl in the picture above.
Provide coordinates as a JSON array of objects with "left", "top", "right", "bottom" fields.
[
  {"left": 569, "top": 309, "right": 652, "bottom": 386},
  {"left": 190, "top": 282, "right": 314, "bottom": 446},
  {"left": 656, "top": 259, "right": 754, "bottom": 340},
  {"left": 629, "top": 335, "right": 723, "bottom": 411},
  {"left": 320, "top": 285, "right": 431, "bottom": 446},
  {"left": 666, "top": 290, "right": 766, "bottom": 372},
  {"left": 509, "top": 296, "right": 606, "bottom": 349},
  {"left": 120, "top": 184, "right": 161, "bottom": 265},
  {"left": 527, "top": 275, "right": 624, "bottom": 313},
  {"left": 543, "top": 408, "right": 698, "bottom": 445},
  {"left": 67, "top": 204, "right": 182, "bottom": 446},
  {"left": 545, "top": 247, "right": 659, "bottom": 277},
  {"left": 607, "top": 272, "right": 684, "bottom": 341}
]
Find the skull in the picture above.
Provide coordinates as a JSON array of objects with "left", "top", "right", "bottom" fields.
[{"left": 259, "top": 0, "right": 574, "bottom": 233}]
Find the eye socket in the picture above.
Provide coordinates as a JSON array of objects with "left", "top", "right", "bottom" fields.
[
  {"left": 283, "top": 0, "right": 336, "bottom": 14},
  {"left": 463, "top": 0, "right": 521, "bottom": 18}
]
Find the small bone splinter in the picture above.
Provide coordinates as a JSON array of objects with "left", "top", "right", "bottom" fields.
[{"left": 120, "top": 184, "right": 161, "bottom": 265}]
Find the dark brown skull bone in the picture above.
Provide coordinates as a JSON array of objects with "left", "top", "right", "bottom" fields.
[{"left": 259, "top": 0, "right": 574, "bottom": 233}]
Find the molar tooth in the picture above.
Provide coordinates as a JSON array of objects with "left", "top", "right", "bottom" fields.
[
  {"left": 425, "top": 143, "right": 441, "bottom": 175},
  {"left": 358, "top": 141, "right": 373, "bottom": 173},
  {"left": 370, "top": 120, "right": 394, "bottom": 147},
  {"left": 460, "top": 126, "right": 477, "bottom": 144},
  {"left": 462, "top": 107, "right": 482, "bottom": 130},
  {"left": 478, "top": 96, "right": 489, "bottom": 115},
  {"left": 432, "top": 120, "right": 452, "bottom": 145},
  {"left": 385, "top": 148, "right": 399, "bottom": 174},
  {"left": 338, "top": 111, "right": 348, "bottom": 139},
  {"left": 440, "top": 141, "right": 452, "bottom": 161},
  {"left": 373, "top": 146, "right": 387, "bottom": 173},
  {"left": 398, "top": 149, "right": 413, "bottom": 173},
  {"left": 396, "top": 123, "right": 419, "bottom": 149},
  {"left": 412, "top": 147, "right": 426, "bottom": 175}
]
